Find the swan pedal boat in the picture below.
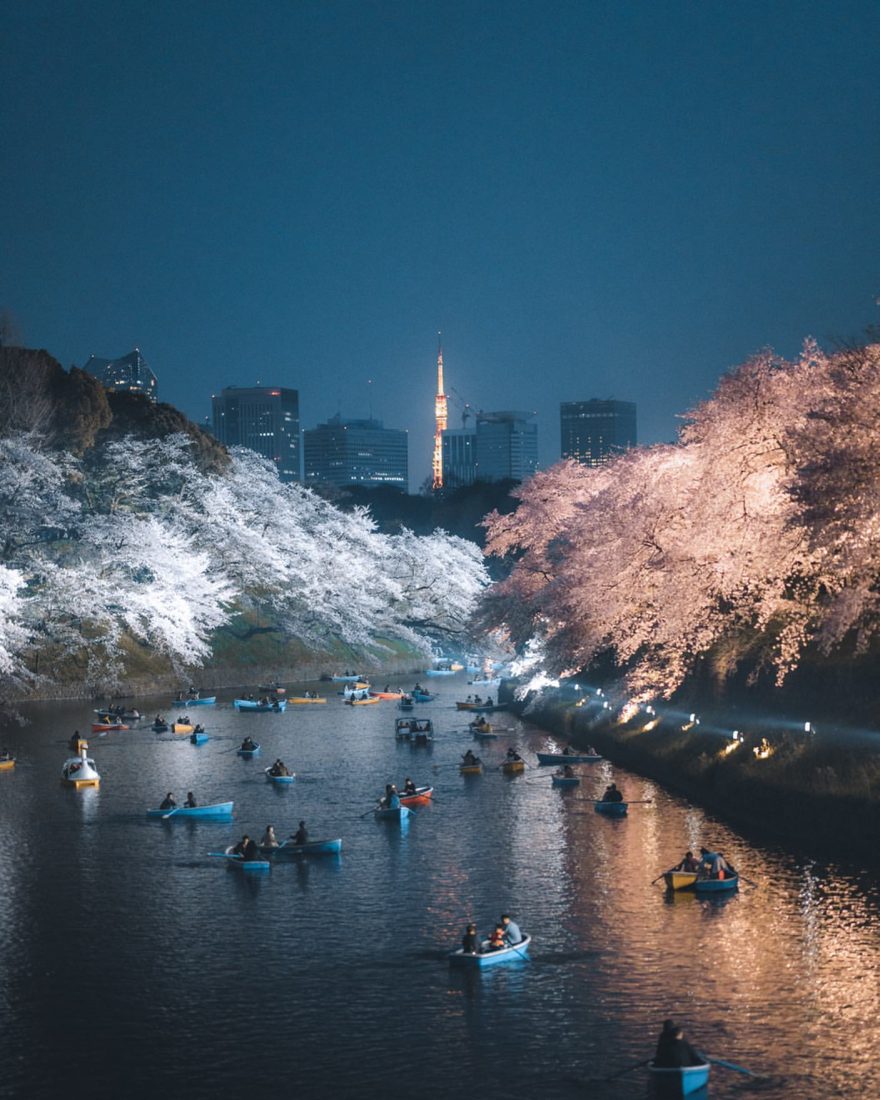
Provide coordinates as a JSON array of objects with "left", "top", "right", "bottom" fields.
[
  {"left": 595, "top": 800, "right": 628, "bottom": 816},
  {"left": 398, "top": 785, "right": 433, "bottom": 807},
  {"left": 449, "top": 933, "right": 531, "bottom": 967},
  {"left": 147, "top": 801, "right": 234, "bottom": 819},
  {"left": 263, "top": 838, "right": 342, "bottom": 857},
  {"left": 536, "top": 751, "right": 602, "bottom": 765},
  {"left": 223, "top": 845, "right": 270, "bottom": 872},
  {"left": 374, "top": 804, "right": 412, "bottom": 822},
  {"left": 61, "top": 747, "right": 100, "bottom": 788},
  {"left": 647, "top": 1061, "right": 710, "bottom": 1095},
  {"left": 264, "top": 767, "right": 295, "bottom": 784},
  {"left": 234, "top": 699, "right": 287, "bottom": 712}
]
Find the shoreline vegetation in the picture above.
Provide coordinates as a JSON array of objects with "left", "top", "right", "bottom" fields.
[{"left": 511, "top": 684, "right": 880, "bottom": 859}]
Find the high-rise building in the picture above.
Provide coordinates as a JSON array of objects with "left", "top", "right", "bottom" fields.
[
  {"left": 83, "top": 348, "right": 158, "bottom": 402},
  {"left": 303, "top": 415, "right": 408, "bottom": 490},
  {"left": 560, "top": 399, "right": 637, "bottom": 467},
  {"left": 212, "top": 386, "right": 300, "bottom": 482},
  {"left": 475, "top": 410, "right": 538, "bottom": 483},
  {"left": 441, "top": 427, "right": 477, "bottom": 489}
]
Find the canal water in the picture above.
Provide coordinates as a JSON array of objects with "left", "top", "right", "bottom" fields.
[{"left": 1, "top": 675, "right": 879, "bottom": 1099}]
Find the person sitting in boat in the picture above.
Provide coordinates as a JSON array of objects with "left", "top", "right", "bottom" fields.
[
  {"left": 403, "top": 777, "right": 417, "bottom": 795},
  {"left": 241, "top": 737, "right": 257, "bottom": 752},
  {"left": 291, "top": 821, "right": 309, "bottom": 846},
  {"left": 700, "top": 847, "right": 733, "bottom": 879},
  {"left": 269, "top": 759, "right": 289, "bottom": 777},
  {"left": 675, "top": 850, "right": 701, "bottom": 873},
  {"left": 461, "top": 923, "right": 478, "bottom": 954},
  {"left": 462, "top": 749, "right": 479, "bottom": 766},
  {"left": 231, "top": 835, "right": 260, "bottom": 861},
  {"left": 653, "top": 1019, "right": 703, "bottom": 1068},
  {"left": 183, "top": 792, "right": 197, "bottom": 808},
  {"left": 586, "top": 746, "right": 599, "bottom": 756},
  {"left": 486, "top": 925, "right": 506, "bottom": 951},
  {"left": 602, "top": 782, "right": 623, "bottom": 803},
  {"left": 193, "top": 724, "right": 205, "bottom": 734},
  {"left": 472, "top": 715, "right": 490, "bottom": 731},
  {"left": 473, "top": 695, "right": 482, "bottom": 705},
  {"left": 561, "top": 764, "right": 575, "bottom": 778},
  {"left": 380, "top": 785, "right": 401, "bottom": 810},
  {"left": 0, "top": 747, "right": 11, "bottom": 761},
  {"left": 500, "top": 914, "right": 522, "bottom": 945},
  {"left": 413, "top": 683, "right": 423, "bottom": 693},
  {"left": 260, "top": 825, "right": 279, "bottom": 848},
  {"left": 506, "top": 747, "right": 523, "bottom": 762},
  {"left": 160, "top": 792, "right": 176, "bottom": 810},
  {"left": 485, "top": 696, "right": 493, "bottom": 707},
  {"left": 562, "top": 745, "right": 576, "bottom": 755}
]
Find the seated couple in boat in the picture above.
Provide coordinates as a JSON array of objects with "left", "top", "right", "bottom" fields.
[
  {"left": 231, "top": 835, "right": 260, "bottom": 860},
  {"left": 176, "top": 715, "right": 191, "bottom": 725},
  {"left": 601, "top": 782, "right": 624, "bottom": 803},
  {"left": 506, "top": 748, "right": 523, "bottom": 762},
  {"left": 653, "top": 1019, "right": 703, "bottom": 1068},
  {"left": 558, "top": 764, "right": 575, "bottom": 778},
  {"left": 462, "top": 750, "right": 481, "bottom": 766},
  {"left": 471, "top": 716, "right": 490, "bottom": 731},
  {"left": 159, "top": 792, "right": 197, "bottom": 810},
  {"left": 268, "top": 759, "right": 290, "bottom": 777},
  {"left": 699, "top": 848, "right": 735, "bottom": 879},
  {"left": 464, "top": 914, "right": 523, "bottom": 953}
]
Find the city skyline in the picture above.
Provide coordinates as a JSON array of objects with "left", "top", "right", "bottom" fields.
[{"left": 2, "top": 2, "right": 877, "bottom": 488}]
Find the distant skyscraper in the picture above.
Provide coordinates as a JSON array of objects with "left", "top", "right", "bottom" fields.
[
  {"left": 303, "top": 415, "right": 408, "bottom": 490},
  {"left": 212, "top": 386, "right": 300, "bottom": 482},
  {"left": 432, "top": 335, "right": 448, "bottom": 490},
  {"left": 560, "top": 399, "right": 637, "bottom": 467},
  {"left": 474, "top": 410, "right": 538, "bottom": 483},
  {"left": 83, "top": 348, "right": 158, "bottom": 403},
  {"left": 441, "top": 427, "right": 477, "bottom": 488}
]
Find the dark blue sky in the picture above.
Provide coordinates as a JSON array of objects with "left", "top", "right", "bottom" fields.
[{"left": 2, "top": 1, "right": 878, "bottom": 489}]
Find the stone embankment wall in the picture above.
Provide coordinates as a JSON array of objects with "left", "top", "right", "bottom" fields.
[{"left": 504, "top": 684, "right": 880, "bottom": 860}]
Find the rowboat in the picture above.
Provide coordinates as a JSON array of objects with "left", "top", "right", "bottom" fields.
[
  {"left": 234, "top": 699, "right": 287, "bottom": 712},
  {"left": 399, "top": 785, "right": 433, "bottom": 807},
  {"left": 468, "top": 678, "right": 500, "bottom": 687},
  {"left": 552, "top": 774, "right": 580, "bottom": 787},
  {"left": 237, "top": 743, "right": 261, "bottom": 757},
  {"left": 174, "top": 696, "right": 216, "bottom": 706},
  {"left": 91, "top": 722, "right": 128, "bottom": 733},
  {"left": 449, "top": 933, "right": 531, "bottom": 968},
  {"left": 412, "top": 690, "right": 435, "bottom": 702},
  {"left": 374, "top": 805, "right": 412, "bottom": 822},
  {"left": 269, "top": 837, "right": 342, "bottom": 857},
  {"left": 223, "top": 845, "right": 270, "bottom": 872},
  {"left": 472, "top": 727, "right": 500, "bottom": 739},
  {"left": 456, "top": 702, "right": 507, "bottom": 713},
  {"left": 694, "top": 872, "right": 739, "bottom": 893},
  {"left": 346, "top": 695, "right": 380, "bottom": 706},
  {"left": 288, "top": 696, "right": 327, "bottom": 704},
  {"left": 190, "top": 731, "right": 209, "bottom": 745},
  {"left": 536, "top": 751, "right": 603, "bottom": 765},
  {"left": 501, "top": 759, "right": 525, "bottom": 774},
  {"left": 61, "top": 741, "right": 100, "bottom": 788},
  {"left": 331, "top": 674, "right": 367, "bottom": 683},
  {"left": 595, "top": 800, "right": 628, "bottom": 816},
  {"left": 663, "top": 870, "right": 699, "bottom": 891},
  {"left": 397, "top": 697, "right": 414, "bottom": 710},
  {"left": 146, "top": 801, "right": 234, "bottom": 819},
  {"left": 170, "top": 722, "right": 194, "bottom": 734},
  {"left": 369, "top": 690, "right": 406, "bottom": 699},
  {"left": 264, "top": 767, "right": 295, "bottom": 784},
  {"left": 94, "top": 708, "right": 141, "bottom": 721},
  {"left": 425, "top": 668, "right": 455, "bottom": 676},
  {"left": 647, "top": 1062, "right": 710, "bottom": 1095},
  {"left": 411, "top": 720, "right": 434, "bottom": 744},
  {"left": 257, "top": 684, "right": 285, "bottom": 695},
  {"left": 459, "top": 762, "right": 482, "bottom": 775},
  {"left": 0, "top": 756, "right": 16, "bottom": 771},
  {"left": 151, "top": 721, "right": 169, "bottom": 732}
]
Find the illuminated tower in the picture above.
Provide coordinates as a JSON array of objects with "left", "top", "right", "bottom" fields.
[{"left": 431, "top": 333, "right": 448, "bottom": 490}]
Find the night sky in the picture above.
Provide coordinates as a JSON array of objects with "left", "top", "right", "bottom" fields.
[{"left": 2, "top": 1, "right": 878, "bottom": 489}]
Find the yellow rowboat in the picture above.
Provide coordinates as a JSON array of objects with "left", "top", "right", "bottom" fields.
[
  {"left": 459, "top": 763, "right": 482, "bottom": 775},
  {"left": 346, "top": 696, "right": 380, "bottom": 706},
  {"left": 289, "top": 697, "right": 327, "bottom": 704},
  {"left": 0, "top": 757, "right": 15, "bottom": 771},
  {"left": 501, "top": 760, "right": 525, "bottom": 775},
  {"left": 171, "top": 722, "right": 194, "bottom": 734},
  {"left": 663, "top": 870, "right": 699, "bottom": 891}
]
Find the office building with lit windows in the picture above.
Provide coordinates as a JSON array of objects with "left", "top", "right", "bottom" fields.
[
  {"left": 474, "top": 410, "right": 538, "bottom": 483},
  {"left": 303, "top": 415, "right": 408, "bottom": 489},
  {"left": 83, "top": 348, "right": 158, "bottom": 403},
  {"left": 211, "top": 385, "right": 300, "bottom": 482},
  {"left": 560, "top": 399, "right": 636, "bottom": 467},
  {"left": 441, "top": 428, "right": 477, "bottom": 488}
]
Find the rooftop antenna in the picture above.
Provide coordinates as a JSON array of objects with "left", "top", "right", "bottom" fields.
[{"left": 368, "top": 378, "right": 373, "bottom": 422}]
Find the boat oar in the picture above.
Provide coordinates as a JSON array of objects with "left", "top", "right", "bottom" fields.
[
  {"left": 699, "top": 1054, "right": 762, "bottom": 1078},
  {"left": 603, "top": 1057, "right": 651, "bottom": 1081},
  {"left": 651, "top": 870, "right": 672, "bottom": 885},
  {"left": 739, "top": 875, "right": 759, "bottom": 888},
  {"left": 161, "top": 807, "right": 180, "bottom": 820}
]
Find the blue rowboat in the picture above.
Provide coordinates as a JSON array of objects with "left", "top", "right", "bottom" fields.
[
  {"left": 647, "top": 1062, "right": 710, "bottom": 1095},
  {"left": 552, "top": 774, "right": 580, "bottom": 787},
  {"left": 190, "top": 732, "right": 209, "bottom": 745},
  {"left": 412, "top": 690, "right": 435, "bottom": 702},
  {"left": 449, "top": 933, "right": 531, "bottom": 968},
  {"left": 223, "top": 846, "right": 271, "bottom": 873},
  {"left": 237, "top": 744, "right": 261, "bottom": 757},
  {"left": 536, "top": 751, "right": 603, "bottom": 765},
  {"left": 234, "top": 698, "right": 287, "bottom": 712},
  {"left": 175, "top": 696, "right": 216, "bottom": 706},
  {"left": 374, "top": 805, "right": 412, "bottom": 822},
  {"left": 264, "top": 767, "right": 295, "bottom": 784},
  {"left": 331, "top": 674, "right": 365, "bottom": 682},
  {"left": 694, "top": 873, "right": 739, "bottom": 893},
  {"left": 272, "top": 838, "right": 342, "bottom": 857},
  {"left": 151, "top": 722, "right": 169, "bottom": 732},
  {"left": 595, "top": 800, "right": 628, "bottom": 816},
  {"left": 146, "top": 801, "right": 234, "bottom": 819}
]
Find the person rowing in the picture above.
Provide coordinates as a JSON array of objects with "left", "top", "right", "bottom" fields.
[
  {"left": 601, "top": 781, "right": 623, "bottom": 803},
  {"left": 462, "top": 749, "right": 480, "bottom": 766},
  {"left": 506, "top": 747, "right": 523, "bottom": 763},
  {"left": 159, "top": 792, "right": 176, "bottom": 810},
  {"left": 403, "top": 777, "right": 417, "bottom": 795},
  {"left": 653, "top": 1019, "right": 703, "bottom": 1068},
  {"left": 183, "top": 792, "right": 197, "bottom": 808},
  {"left": 675, "top": 850, "right": 701, "bottom": 872},
  {"left": 380, "top": 784, "right": 401, "bottom": 810},
  {"left": 269, "top": 758, "right": 289, "bottom": 777},
  {"left": 290, "top": 821, "right": 308, "bottom": 846},
  {"left": 560, "top": 764, "right": 575, "bottom": 778},
  {"left": 231, "top": 834, "right": 259, "bottom": 861},
  {"left": 700, "top": 847, "right": 734, "bottom": 879},
  {"left": 500, "top": 914, "right": 522, "bottom": 945},
  {"left": 461, "top": 922, "right": 478, "bottom": 954},
  {"left": 240, "top": 736, "right": 257, "bottom": 752}
]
